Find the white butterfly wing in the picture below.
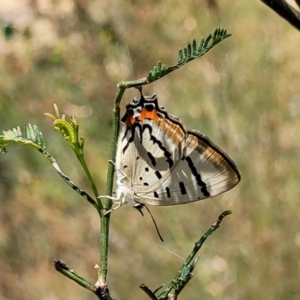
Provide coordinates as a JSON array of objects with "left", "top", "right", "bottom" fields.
[
  {"left": 117, "top": 123, "right": 239, "bottom": 206},
  {"left": 135, "top": 130, "right": 239, "bottom": 205}
]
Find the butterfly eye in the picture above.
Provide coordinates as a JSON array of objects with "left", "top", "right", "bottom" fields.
[
  {"left": 128, "top": 109, "right": 134, "bottom": 116},
  {"left": 144, "top": 104, "right": 154, "bottom": 112}
]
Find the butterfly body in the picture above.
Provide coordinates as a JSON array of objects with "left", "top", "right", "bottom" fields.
[{"left": 111, "top": 93, "right": 240, "bottom": 208}]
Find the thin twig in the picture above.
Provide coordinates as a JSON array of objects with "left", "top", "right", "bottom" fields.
[
  {"left": 140, "top": 284, "right": 159, "bottom": 300},
  {"left": 140, "top": 210, "right": 232, "bottom": 300},
  {"left": 54, "top": 260, "right": 113, "bottom": 300}
]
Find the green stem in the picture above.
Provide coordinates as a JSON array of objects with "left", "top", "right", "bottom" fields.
[
  {"left": 97, "top": 87, "right": 125, "bottom": 284},
  {"left": 117, "top": 78, "right": 149, "bottom": 89},
  {"left": 77, "top": 153, "right": 101, "bottom": 206}
]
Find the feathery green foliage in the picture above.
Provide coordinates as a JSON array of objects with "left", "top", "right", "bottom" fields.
[
  {"left": 0, "top": 124, "right": 46, "bottom": 153},
  {"left": 0, "top": 123, "right": 97, "bottom": 206},
  {"left": 117, "top": 29, "right": 231, "bottom": 89},
  {"left": 148, "top": 28, "right": 231, "bottom": 81}
]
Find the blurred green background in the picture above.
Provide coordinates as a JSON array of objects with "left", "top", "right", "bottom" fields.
[{"left": 1, "top": 0, "right": 300, "bottom": 299}]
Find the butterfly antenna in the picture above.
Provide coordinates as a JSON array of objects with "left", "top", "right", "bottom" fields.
[{"left": 135, "top": 204, "right": 164, "bottom": 242}]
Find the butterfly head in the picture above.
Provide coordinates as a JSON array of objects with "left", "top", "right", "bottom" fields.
[{"left": 122, "top": 93, "right": 161, "bottom": 128}]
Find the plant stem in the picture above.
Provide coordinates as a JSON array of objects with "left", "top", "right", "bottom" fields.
[
  {"left": 77, "top": 154, "right": 101, "bottom": 204},
  {"left": 97, "top": 87, "right": 125, "bottom": 285}
]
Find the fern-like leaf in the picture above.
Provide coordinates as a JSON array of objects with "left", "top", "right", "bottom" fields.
[
  {"left": 117, "top": 28, "right": 231, "bottom": 90},
  {"left": 0, "top": 124, "right": 46, "bottom": 154},
  {"left": 148, "top": 28, "right": 231, "bottom": 82},
  {"left": 0, "top": 123, "right": 96, "bottom": 206}
]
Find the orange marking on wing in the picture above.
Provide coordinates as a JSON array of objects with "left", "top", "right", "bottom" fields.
[
  {"left": 158, "top": 118, "right": 186, "bottom": 146},
  {"left": 125, "top": 115, "right": 135, "bottom": 127},
  {"left": 138, "top": 108, "right": 159, "bottom": 122}
]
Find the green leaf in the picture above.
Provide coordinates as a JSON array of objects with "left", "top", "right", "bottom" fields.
[
  {"left": 0, "top": 124, "right": 46, "bottom": 153},
  {"left": 0, "top": 122, "right": 97, "bottom": 206},
  {"left": 148, "top": 28, "right": 231, "bottom": 82}
]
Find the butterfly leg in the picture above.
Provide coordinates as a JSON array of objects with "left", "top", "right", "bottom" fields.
[
  {"left": 108, "top": 159, "right": 115, "bottom": 166},
  {"left": 98, "top": 195, "right": 119, "bottom": 201},
  {"left": 99, "top": 160, "right": 130, "bottom": 213},
  {"left": 108, "top": 159, "right": 128, "bottom": 178},
  {"left": 98, "top": 193, "right": 127, "bottom": 214},
  {"left": 98, "top": 195, "right": 122, "bottom": 215},
  {"left": 103, "top": 202, "right": 123, "bottom": 215}
]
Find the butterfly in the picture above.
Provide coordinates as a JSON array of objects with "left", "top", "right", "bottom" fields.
[{"left": 106, "top": 91, "right": 240, "bottom": 210}]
